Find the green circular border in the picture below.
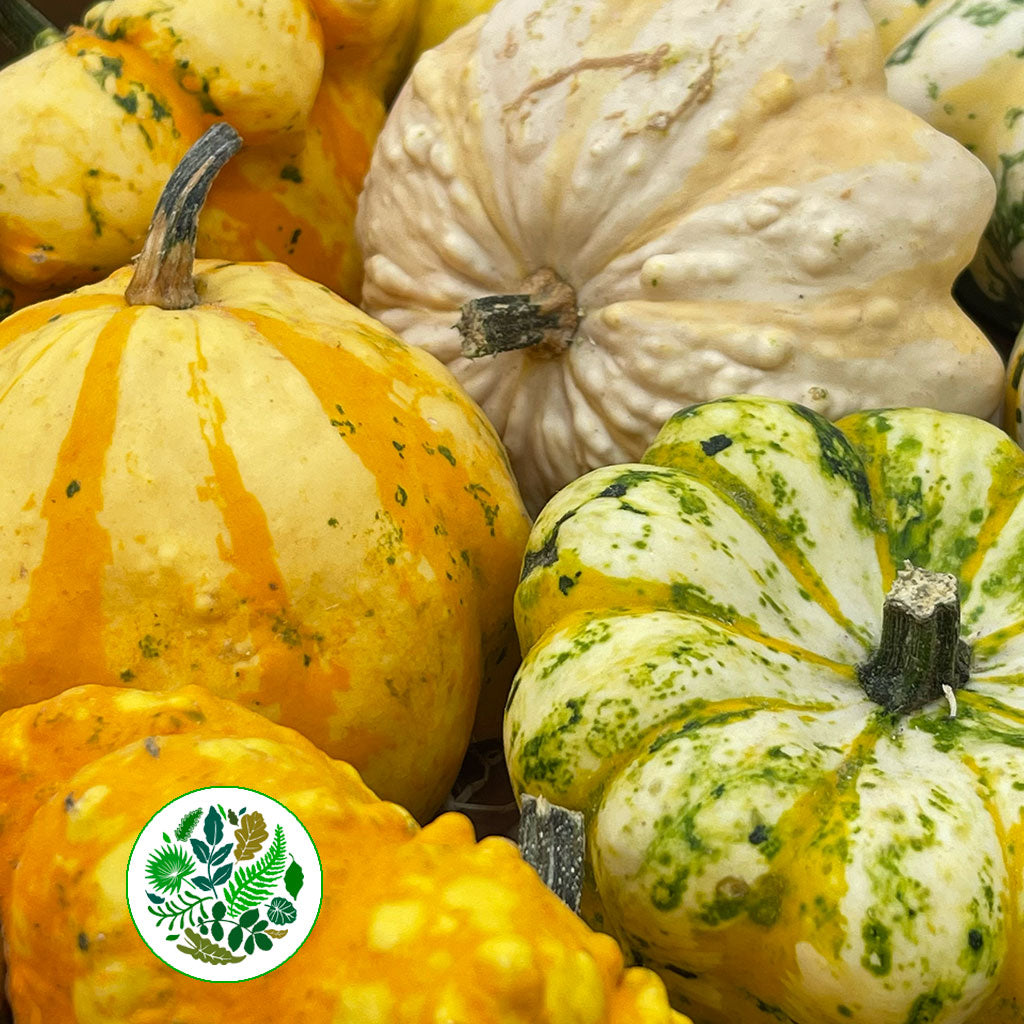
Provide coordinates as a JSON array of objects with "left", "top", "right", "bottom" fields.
[{"left": 126, "top": 784, "right": 324, "bottom": 984}]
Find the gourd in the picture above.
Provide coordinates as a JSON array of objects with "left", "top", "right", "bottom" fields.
[
  {"left": 0, "top": 0, "right": 485, "bottom": 317},
  {"left": 505, "top": 394, "right": 1024, "bottom": 1023},
  {"left": 864, "top": 1, "right": 1024, "bottom": 446},
  {"left": 866, "top": 0, "right": 1024, "bottom": 335},
  {"left": 356, "top": 0, "right": 1005, "bottom": 516},
  {"left": 408, "top": 0, "right": 496, "bottom": 58},
  {"left": 0, "top": 123, "right": 530, "bottom": 822},
  {"left": 0, "top": 683, "right": 687, "bottom": 1023}
]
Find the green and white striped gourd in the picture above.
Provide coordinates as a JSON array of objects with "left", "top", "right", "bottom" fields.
[
  {"left": 868, "top": 0, "right": 1024, "bottom": 335},
  {"left": 505, "top": 394, "right": 1024, "bottom": 1024}
]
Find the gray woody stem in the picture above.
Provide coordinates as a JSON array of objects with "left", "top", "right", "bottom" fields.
[
  {"left": 858, "top": 562, "right": 970, "bottom": 715},
  {"left": 518, "top": 794, "right": 585, "bottom": 913}
]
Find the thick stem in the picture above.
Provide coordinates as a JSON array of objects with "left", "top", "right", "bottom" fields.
[
  {"left": 0, "top": 0, "right": 56, "bottom": 65},
  {"left": 125, "top": 122, "right": 242, "bottom": 310},
  {"left": 517, "top": 794, "right": 585, "bottom": 913},
  {"left": 457, "top": 268, "right": 579, "bottom": 360},
  {"left": 858, "top": 562, "right": 971, "bottom": 715}
]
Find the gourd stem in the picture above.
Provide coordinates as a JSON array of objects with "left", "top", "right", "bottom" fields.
[
  {"left": 125, "top": 122, "right": 242, "bottom": 310},
  {"left": 0, "top": 0, "right": 56, "bottom": 65},
  {"left": 857, "top": 562, "right": 970, "bottom": 715},
  {"left": 517, "top": 794, "right": 585, "bottom": 913},
  {"left": 457, "top": 268, "right": 579, "bottom": 360}
]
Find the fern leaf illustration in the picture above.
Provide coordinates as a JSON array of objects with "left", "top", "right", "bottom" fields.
[
  {"left": 174, "top": 808, "right": 203, "bottom": 841},
  {"left": 176, "top": 927, "right": 245, "bottom": 965},
  {"left": 222, "top": 825, "right": 286, "bottom": 917}
]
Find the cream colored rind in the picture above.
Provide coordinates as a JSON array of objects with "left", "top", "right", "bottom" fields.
[{"left": 358, "top": 0, "right": 1002, "bottom": 515}]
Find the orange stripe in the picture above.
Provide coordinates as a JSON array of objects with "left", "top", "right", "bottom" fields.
[
  {"left": 188, "top": 331, "right": 287, "bottom": 604},
  {"left": 0, "top": 294, "right": 123, "bottom": 353},
  {"left": 2, "top": 307, "right": 138, "bottom": 707},
  {"left": 220, "top": 306, "right": 493, "bottom": 591},
  {"left": 184, "top": 325, "right": 353, "bottom": 736}
]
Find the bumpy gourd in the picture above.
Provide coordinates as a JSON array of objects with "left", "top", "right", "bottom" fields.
[
  {"left": 0, "top": 0, "right": 485, "bottom": 315},
  {"left": 867, "top": 0, "right": 1024, "bottom": 334},
  {"left": 0, "top": 124, "right": 530, "bottom": 821},
  {"left": 356, "top": 0, "right": 1004, "bottom": 515},
  {"left": 0, "top": 683, "right": 687, "bottom": 1024},
  {"left": 506, "top": 395, "right": 1024, "bottom": 1023}
]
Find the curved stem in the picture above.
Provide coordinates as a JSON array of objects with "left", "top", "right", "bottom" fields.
[
  {"left": 457, "top": 268, "right": 579, "bottom": 360},
  {"left": 858, "top": 562, "right": 971, "bottom": 715},
  {"left": 125, "top": 122, "right": 242, "bottom": 310}
]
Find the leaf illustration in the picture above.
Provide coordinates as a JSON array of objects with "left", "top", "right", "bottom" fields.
[
  {"left": 211, "top": 862, "right": 234, "bottom": 886},
  {"left": 147, "top": 891, "right": 211, "bottom": 930},
  {"left": 204, "top": 806, "right": 224, "bottom": 847},
  {"left": 223, "top": 825, "right": 286, "bottom": 917},
  {"left": 190, "top": 839, "right": 211, "bottom": 864},
  {"left": 284, "top": 857, "right": 304, "bottom": 900},
  {"left": 227, "top": 809, "right": 238, "bottom": 825},
  {"left": 244, "top": 934, "right": 255, "bottom": 955},
  {"left": 190, "top": 875, "right": 215, "bottom": 892},
  {"left": 146, "top": 844, "right": 197, "bottom": 895},
  {"left": 239, "top": 908, "right": 260, "bottom": 929},
  {"left": 266, "top": 897, "right": 296, "bottom": 925},
  {"left": 265, "top": 929, "right": 288, "bottom": 939},
  {"left": 176, "top": 927, "right": 245, "bottom": 965},
  {"left": 146, "top": 892, "right": 165, "bottom": 905},
  {"left": 228, "top": 925, "right": 244, "bottom": 952},
  {"left": 254, "top": 932, "right": 273, "bottom": 951},
  {"left": 174, "top": 808, "right": 203, "bottom": 841},
  {"left": 233, "top": 811, "right": 268, "bottom": 861},
  {"left": 210, "top": 842, "right": 233, "bottom": 866}
]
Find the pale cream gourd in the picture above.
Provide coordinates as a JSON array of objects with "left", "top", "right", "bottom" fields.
[{"left": 356, "top": 0, "right": 1005, "bottom": 515}]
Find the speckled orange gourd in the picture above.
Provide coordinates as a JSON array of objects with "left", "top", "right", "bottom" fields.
[{"left": 0, "top": 684, "right": 687, "bottom": 1024}]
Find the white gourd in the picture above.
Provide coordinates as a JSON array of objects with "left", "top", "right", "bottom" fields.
[{"left": 356, "top": 0, "right": 1003, "bottom": 514}]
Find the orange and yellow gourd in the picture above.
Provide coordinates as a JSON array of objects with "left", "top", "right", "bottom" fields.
[
  {"left": 0, "top": 0, "right": 493, "bottom": 318},
  {"left": 0, "top": 123, "right": 530, "bottom": 822},
  {"left": 0, "top": 682, "right": 686, "bottom": 1023}
]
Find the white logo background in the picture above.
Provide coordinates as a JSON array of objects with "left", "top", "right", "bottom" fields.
[{"left": 127, "top": 786, "right": 322, "bottom": 982}]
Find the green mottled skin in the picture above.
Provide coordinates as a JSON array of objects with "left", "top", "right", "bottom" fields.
[
  {"left": 875, "top": 0, "right": 1024, "bottom": 330},
  {"left": 506, "top": 396, "right": 1024, "bottom": 1024}
]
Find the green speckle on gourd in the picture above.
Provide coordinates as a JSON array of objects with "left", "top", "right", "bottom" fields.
[
  {"left": 650, "top": 865, "right": 689, "bottom": 912},
  {"left": 861, "top": 917, "right": 892, "bottom": 976},
  {"left": 669, "top": 581, "right": 739, "bottom": 623},
  {"left": 517, "top": 697, "right": 586, "bottom": 791}
]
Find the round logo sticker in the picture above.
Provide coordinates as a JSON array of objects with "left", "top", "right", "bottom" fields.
[{"left": 126, "top": 786, "right": 322, "bottom": 982}]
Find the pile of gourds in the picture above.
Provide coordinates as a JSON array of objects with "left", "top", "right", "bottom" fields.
[{"left": 4, "top": 0, "right": 1024, "bottom": 1021}]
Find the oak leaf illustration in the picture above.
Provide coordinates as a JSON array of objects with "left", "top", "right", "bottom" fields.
[{"left": 233, "top": 811, "right": 268, "bottom": 861}]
